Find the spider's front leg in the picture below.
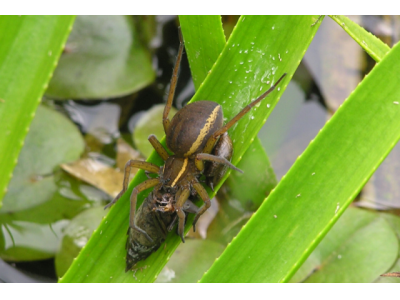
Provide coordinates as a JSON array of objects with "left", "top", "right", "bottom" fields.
[{"left": 104, "top": 160, "right": 161, "bottom": 209}]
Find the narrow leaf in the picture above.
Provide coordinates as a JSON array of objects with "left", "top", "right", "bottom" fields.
[
  {"left": 201, "top": 37, "right": 400, "bottom": 283},
  {"left": 0, "top": 16, "right": 76, "bottom": 208},
  {"left": 179, "top": 15, "right": 226, "bottom": 90},
  {"left": 330, "top": 15, "right": 390, "bottom": 62}
]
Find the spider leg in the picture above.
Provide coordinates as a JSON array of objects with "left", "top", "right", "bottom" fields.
[
  {"left": 167, "top": 199, "right": 199, "bottom": 232},
  {"left": 191, "top": 180, "right": 211, "bottom": 232},
  {"left": 163, "top": 27, "right": 184, "bottom": 135},
  {"left": 212, "top": 73, "right": 286, "bottom": 138},
  {"left": 195, "top": 153, "right": 243, "bottom": 173},
  {"left": 105, "top": 160, "right": 160, "bottom": 209},
  {"left": 174, "top": 188, "right": 191, "bottom": 243},
  {"left": 148, "top": 134, "right": 170, "bottom": 161}
]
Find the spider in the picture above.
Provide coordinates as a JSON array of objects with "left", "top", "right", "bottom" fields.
[{"left": 105, "top": 28, "right": 286, "bottom": 243}]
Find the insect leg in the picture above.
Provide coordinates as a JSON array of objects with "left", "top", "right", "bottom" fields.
[
  {"left": 167, "top": 214, "right": 178, "bottom": 232},
  {"left": 163, "top": 27, "right": 184, "bottom": 136},
  {"left": 130, "top": 178, "right": 161, "bottom": 243},
  {"left": 195, "top": 153, "right": 243, "bottom": 173},
  {"left": 191, "top": 181, "right": 211, "bottom": 232},
  {"left": 148, "top": 134, "right": 170, "bottom": 161},
  {"left": 104, "top": 160, "right": 161, "bottom": 209},
  {"left": 212, "top": 73, "right": 287, "bottom": 138}
]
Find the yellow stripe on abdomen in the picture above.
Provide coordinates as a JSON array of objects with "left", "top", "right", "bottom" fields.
[{"left": 185, "top": 105, "right": 221, "bottom": 156}]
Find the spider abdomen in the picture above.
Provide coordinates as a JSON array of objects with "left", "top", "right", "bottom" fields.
[{"left": 166, "top": 101, "right": 223, "bottom": 157}]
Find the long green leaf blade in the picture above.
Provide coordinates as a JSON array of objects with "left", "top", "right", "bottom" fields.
[
  {"left": 0, "top": 16, "right": 76, "bottom": 208},
  {"left": 330, "top": 15, "right": 390, "bottom": 62},
  {"left": 181, "top": 16, "right": 277, "bottom": 248},
  {"left": 179, "top": 15, "right": 225, "bottom": 90},
  {"left": 60, "top": 15, "right": 320, "bottom": 283},
  {"left": 200, "top": 35, "right": 400, "bottom": 283}
]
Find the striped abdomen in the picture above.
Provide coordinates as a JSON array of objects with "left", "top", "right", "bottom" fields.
[{"left": 166, "top": 101, "right": 223, "bottom": 157}]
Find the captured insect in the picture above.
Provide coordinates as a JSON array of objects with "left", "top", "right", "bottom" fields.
[
  {"left": 105, "top": 27, "right": 286, "bottom": 246},
  {"left": 124, "top": 189, "right": 199, "bottom": 272}
]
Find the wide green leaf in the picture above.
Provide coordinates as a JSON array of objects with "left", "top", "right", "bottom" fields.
[
  {"left": 200, "top": 34, "right": 400, "bottom": 283},
  {"left": 0, "top": 16, "right": 76, "bottom": 209},
  {"left": 60, "top": 15, "right": 320, "bottom": 283},
  {"left": 55, "top": 206, "right": 108, "bottom": 277},
  {"left": 133, "top": 105, "right": 177, "bottom": 158},
  {"left": 0, "top": 105, "right": 85, "bottom": 213},
  {"left": 0, "top": 171, "right": 102, "bottom": 262},
  {"left": 290, "top": 208, "right": 398, "bottom": 283},
  {"left": 46, "top": 16, "right": 155, "bottom": 100}
]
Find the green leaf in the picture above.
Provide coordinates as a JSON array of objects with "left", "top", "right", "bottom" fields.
[
  {"left": 207, "top": 138, "right": 277, "bottom": 244},
  {"left": 181, "top": 15, "right": 277, "bottom": 219},
  {"left": 290, "top": 208, "right": 398, "bottom": 283},
  {"left": 330, "top": 15, "right": 390, "bottom": 62},
  {"left": 375, "top": 213, "right": 400, "bottom": 283},
  {"left": 0, "top": 15, "right": 75, "bottom": 209},
  {"left": 60, "top": 15, "right": 320, "bottom": 283},
  {"left": 200, "top": 34, "right": 400, "bottom": 283},
  {"left": 133, "top": 104, "right": 177, "bottom": 158},
  {"left": 55, "top": 206, "right": 108, "bottom": 277},
  {"left": 46, "top": 16, "right": 155, "bottom": 100},
  {"left": 155, "top": 239, "right": 225, "bottom": 283},
  {"left": 0, "top": 172, "right": 103, "bottom": 262},
  {"left": 180, "top": 16, "right": 226, "bottom": 90},
  {"left": 228, "top": 138, "right": 277, "bottom": 210}
]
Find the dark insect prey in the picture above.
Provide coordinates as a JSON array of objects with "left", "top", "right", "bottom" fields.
[{"left": 125, "top": 190, "right": 199, "bottom": 272}]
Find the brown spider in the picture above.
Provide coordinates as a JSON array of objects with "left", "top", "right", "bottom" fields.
[{"left": 105, "top": 28, "right": 286, "bottom": 243}]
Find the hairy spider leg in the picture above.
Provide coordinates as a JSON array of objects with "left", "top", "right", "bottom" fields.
[
  {"left": 148, "top": 134, "right": 170, "bottom": 161},
  {"left": 195, "top": 153, "right": 243, "bottom": 173},
  {"left": 104, "top": 160, "right": 161, "bottom": 209},
  {"left": 174, "top": 188, "right": 191, "bottom": 243},
  {"left": 191, "top": 181, "right": 211, "bottom": 232},
  {"left": 163, "top": 27, "right": 184, "bottom": 136},
  {"left": 200, "top": 73, "right": 287, "bottom": 162}
]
